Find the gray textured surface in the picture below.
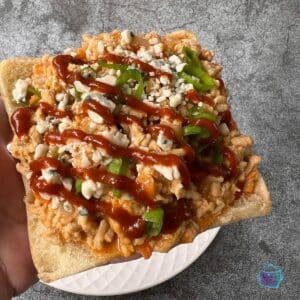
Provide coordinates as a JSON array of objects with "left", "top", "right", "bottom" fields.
[{"left": 1, "top": 0, "right": 299, "bottom": 299}]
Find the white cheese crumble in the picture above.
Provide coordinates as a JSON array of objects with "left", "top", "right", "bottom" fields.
[
  {"left": 81, "top": 179, "right": 104, "bottom": 200},
  {"left": 36, "top": 119, "right": 49, "bottom": 134},
  {"left": 175, "top": 63, "right": 186, "bottom": 72},
  {"left": 12, "top": 78, "right": 30, "bottom": 103},
  {"left": 63, "top": 201, "right": 73, "bottom": 213},
  {"left": 169, "top": 94, "right": 182, "bottom": 108},
  {"left": 101, "top": 130, "right": 130, "bottom": 147},
  {"left": 88, "top": 110, "right": 104, "bottom": 124},
  {"left": 78, "top": 206, "right": 88, "bottom": 216},
  {"left": 41, "top": 168, "right": 61, "bottom": 184},
  {"left": 96, "top": 75, "right": 117, "bottom": 86},
  {"left": 34, "top": 144, "right": 48, "bottom": 160},
  {"left": 74, "top": 81, "right": 91, "bottom": 93},
  {"left": 51, "top": 196, "right": 60, "bottom": 209},
  {"left": 137, "top": 47, "right": 153, "bottom": 62},
  {"left": 58, "top": 117, "right": 72, "bottom": 133},
  {"left": 169, "top": 55, "right": 182, "bottom": 65},
  {"left": 157, "top": 131, "right": 173, "bottom": 151},
  {"left": 82, "top": 92, "right": 116, "bottom": 112},
  {"left": 154, "top": 165, "right": 181, "bottom": 180}
]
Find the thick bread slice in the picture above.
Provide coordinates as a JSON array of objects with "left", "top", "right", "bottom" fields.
[{"left": 0, "top": 57, "right": 271, "bottom": 282}]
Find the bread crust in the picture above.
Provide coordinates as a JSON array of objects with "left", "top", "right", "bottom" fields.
[{"left": 0, "top": 32, "right": 271, "bottom": 282}]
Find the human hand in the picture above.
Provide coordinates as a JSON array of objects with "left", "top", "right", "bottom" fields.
[{"left": 0, "top": 100, "right": 37, "bottom": 299}]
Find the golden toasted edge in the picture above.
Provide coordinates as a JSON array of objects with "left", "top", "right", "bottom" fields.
[{"left": 0, "top": 30, "right": 271, "bottom": 282}]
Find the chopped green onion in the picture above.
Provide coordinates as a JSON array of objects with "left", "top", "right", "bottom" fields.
[
  {"left": 116, "top": 69, "right": 144, "bottom": 99},
  {"left": 107, "top": 158, "right": 129, "bottom": 176},
  {"left": 75, "top": 178, "right": 83, "bottom": 194},
  {"left": 180, "top": 46, "right": 215, "bottom": 92},
  {"left": 142, "top": 208, "right": 164, "bottom": 237},
  {"left": 183, "top": 125, "right": 210, "bottom": 138},
  {"left": 187, "top": 106, "right": 217, "bottom": 122},
  {"left": 98, "top": 60, "right": 128, "bottom": 72},
  {"left": 112, "top": 188, "right": 122, "bottom": 198},
  {"left": 211, "top": 145, "right": 224, "bottom": 164}
]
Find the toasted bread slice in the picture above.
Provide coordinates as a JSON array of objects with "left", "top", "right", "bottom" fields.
[{"left": 0, "top": 38, "right": 271, "bottom": 282}]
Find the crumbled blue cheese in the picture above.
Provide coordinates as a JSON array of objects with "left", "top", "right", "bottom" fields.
[
  {"left": 74, "top": 80, "right": 91, "bottom": 93},
  {"left": 137, "top": 47, "right": 153, "bottom": 62},
  {"left": 96, "top": 75, "right": 117, "bottom": 86},
  {"left": 12, "top": 78, "right": 30, "bottom": 103},
  {"left": 63, "top": 201, "right": 73, "bottom": 213},
  {"left": 78, "top": 206, "right": 88, "bottom": 216},
  {"left": 81, "top": 149, "right": 91, "bottom": 168},
  {"left": 51, "top": 196, "right": 60, "bottom": 209},
  {"left": 81, "top": 179, "right": 103, "bottom": 199},
  {"left": 175, "top": 63, "right": 186, "bottom": 72},
  {"left": 169, "top": 55, "right": 182, "bottom": 65},
  {"left": 41, "top": 168, "right": 61, "bottom": 184},
  {"left": 157, "top": 131, "right": 173, "bottom": 151},
  {"left": 154, "top": 165, "right": 181, "bottom": 180},
  {"left": 82, "top": 92, "right": 116, "bottom": 112},
  {"left": 169, "top": 94, "right": 182, "bottom": 108},
  {"left": 88, "top": 110, "right": 104, "bottom": 124},
  {"left": 92, "top": 150, "right": 103, "bottom": 163},
  {"left": 58, "top": 117, "right": 72, "bottom": 133},
  {"left": 160, "top": 76, "right": 170, "bottom": 86},
  {"left": 101, "top": 130, "right": 130, "bottom": 147},
  {"left": 34, "top": 144, "right": 49, "bottom": 159}
]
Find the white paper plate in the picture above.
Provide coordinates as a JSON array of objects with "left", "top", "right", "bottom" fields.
[{"left": 47, "top": 227, "right": 220, "bottom": 296}]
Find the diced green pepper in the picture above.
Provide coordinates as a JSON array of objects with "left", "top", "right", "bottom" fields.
[
  {"left": 187, "top": 106, "right": 217, "bottom": 122},
  {"left": 116, "top": 69, "right": 144, "bottom": 99},
  {"left": 211, "top": 145, "right": 224, "bottom": 164},
  {"left": 98, "top": 60, "right": 128, "bottom": 72},
  {"left": 178, "top": 72, "right": 213, "bottom": 93},
  {"left": 180, "top": 46, "right": 215, "bottom": 92},
  {"left": 183, "top": 125, "right": 210, "bottom": 138},
  {"left": 142, "top": 207, "right": 164, "bottom": 237},
  {"left": 107, "top": 158, "right": 129, "bottom": 176},
  {"left": 75, "top": 178, "right": 83, "bottom": 194},
  {"left": 20, "top": 86, "right": 41, "bottom": 107},
  {"left": 112, "top": 188, "right": 122, "bottom": 198}
]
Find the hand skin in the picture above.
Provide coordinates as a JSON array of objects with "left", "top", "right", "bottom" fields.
[{"left": 0, "top": 100, "right": 37, "bottom": 299}]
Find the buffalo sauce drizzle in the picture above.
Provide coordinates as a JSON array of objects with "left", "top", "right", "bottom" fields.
[
  {"left": 44, "top": 129, "right": 190, "bottom": 187},
  {"left": 103, "top": 53, "right": 173, "bottom": 81}
]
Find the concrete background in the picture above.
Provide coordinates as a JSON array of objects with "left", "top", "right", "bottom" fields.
[{"left": 0, "top": 0, "right": 298, "bottom": 299}]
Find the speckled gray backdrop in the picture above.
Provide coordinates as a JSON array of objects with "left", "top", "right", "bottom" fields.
[{"left": 1, "top": 0, "right": 298, "bottom": 299}]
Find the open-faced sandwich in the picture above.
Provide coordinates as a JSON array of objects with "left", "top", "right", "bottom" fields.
[{"left": 0, "top": 30, "right": 271, "bottom": 282}]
